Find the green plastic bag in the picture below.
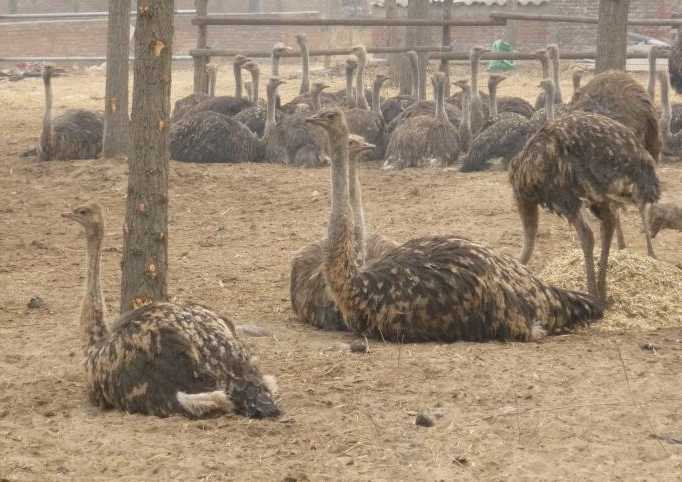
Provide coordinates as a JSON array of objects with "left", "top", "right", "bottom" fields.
[{"left": 487, "top": 39, "right": 515, "bottom": 71}]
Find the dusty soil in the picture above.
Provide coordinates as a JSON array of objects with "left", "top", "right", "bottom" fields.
[{"left": 1, "top": 63, "right": 681, "bottom": 482}]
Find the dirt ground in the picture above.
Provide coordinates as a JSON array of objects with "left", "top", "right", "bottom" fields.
[{"left": 1, "top": 62, "right": 681, "bottom": 482}]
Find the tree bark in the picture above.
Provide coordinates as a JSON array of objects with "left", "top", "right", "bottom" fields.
[
  {"left": 407, "top": 0, "right": 429, "bottom": 99},
  {"left": 439, "top": 0, "right": 453, "bottom": 98},
  {"left": 102, "top": 0, "right": 131, "bottom": 158},
  {"left": 121, "top": 0, "right": 174, "bottom": 313},
  {"left": 193, "top": 0, "right": 209, "bottom": 94},
  {"left": 596, "top": 0, "right": 631, "bottom": 73}
]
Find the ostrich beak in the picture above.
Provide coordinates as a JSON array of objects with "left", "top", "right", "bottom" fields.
[
  {"left": 305, "top": 114, "right": 323, "bottom": 127},
  {"left": 359, "top": 141, "right": 376, "bottom": 153}
]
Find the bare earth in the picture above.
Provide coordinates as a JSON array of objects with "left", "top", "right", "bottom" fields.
[{"left": 1, "top": 64, "right": 681, "bottom": 481}]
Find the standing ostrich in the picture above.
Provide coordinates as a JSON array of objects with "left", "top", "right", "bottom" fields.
[
  {"left": 304, "top": 108, "right": 602, "bottom": 342},
  {"left": 384, "top": 72, "right": 460, "bottom": 169},
  {"left": 658, "top": 70, "right": 682, "bottom": 155},
  {"left": 345, "top": 46, "right": 388, "bottom": 160},
  {"left": 510, "top": 80, "right": 660, "bottom": 302},
  {"left": 171, "top": 62, "right": 221, "bottom": 122},
  {"left": 264, "top": 79, "right": 331, "bottom": 167},
  {"left": 460, "top": 76, "right": 540, "bottom": 173},
  {"left": 290, "top": 135, "right": 397, "bottom": 330},
  {"left": 38, "top": 65, "right": 103, "bottom": 161},
  {"left": 62, "top": 204, "right": 279, "bottom": 418}
]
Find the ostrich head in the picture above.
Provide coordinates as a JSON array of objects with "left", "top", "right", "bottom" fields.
[
  {"left": 312, "top": 82, "right": 330, "bottom": 94},
  {"left": 374, "top": 73, "right": 390, "bottom": 86},
  {"left": 234, "top": 54, "right": 251, "bottom": 67},
  {"left": 405, "top": 50, "right": 419, "bottom": 65},
  {"left": 351, "top": 45, "right": 368, "bottom": 62},
  {"left": 488, "top": 74, "right": 507, "bottom": 88},
  {"left": 62, "top": 203, "right": 104, "bottom": 239},
  {"left": 242, "top": 61, "right": 259, "bottom": 75},
  {"left": 538, "top": 79, "right": 555, "bottom": 96},
  {"left": 348, "top": 134, "right": 375, "bottom": 158},
  {"left": 547, "top": 44, "right": 560, "bottom": 60},
  {"left": 453, "top": 78, "right": 470, "bottom": 93},
  {"left": 295, "top": 33, "right": 307, "bottom": 47},
  {"left": 305, "top": 109, "right": 349, "bottom": 139},
  {"left": 272, "top": 42, "right": 293, "bottom": 57},
  {"left": 42, "top": 64, "right": 56, "bottom": 81}
]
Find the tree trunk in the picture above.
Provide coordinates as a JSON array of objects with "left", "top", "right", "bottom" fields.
[
  {"left": 102, "top": 0, "right": 131, "bottom": 158},
  {"left": 596, "top": 0, "right": 630, "bottom": 73},
  {"left": 405, "top": 0, "right": 428, "bottom": 97},
  {"left": 439, "top": 0, "right": 453, "bottom": 98},
  {"left": 193, "top": 0, "right": 209, "bottom": 94},
  {"left": 121, "top": 0, "right": 174, "bottom": 313}
]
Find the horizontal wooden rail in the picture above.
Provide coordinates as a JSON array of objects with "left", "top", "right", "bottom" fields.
[
  {"left": 190, "top": 45, "right": 452, "bottom": 58},
  {"left": 191, "top": 15, "right": 506, "bottom": 27},
  {"left": 490, "top": 11, "right": 682, "bottom": 27},
  {"left": 435, "top": 50, "right": 667, "bottom": 61},
  {"left": 0, "top": 10, "right": 195, "bottom": 20}
]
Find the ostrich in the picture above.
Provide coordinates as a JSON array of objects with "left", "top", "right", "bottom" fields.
[
  {"left": 233, "top": 61, "right": 271, "bottom": 137},
  {"left": 547, "top": 45, "right": 563, "bottom": 103},
  {"left": 290, "top": 135, "right": 397, "bottom": 330},
  {"left": 467, "top": 46, "right": 490, "bottom": 136},
  {"left": 264, "top": 79, "right": 331, "bottom": 167},
  {"left": 460, "top": 76, "right": 540, "bottom": 173},
  {"left": 296, "top": 33, "right": 311, "bottom": 95},
  {"left": 510, "top": 79, "right": 660, "bottom": 302},
  {"left": 485, "top": 74, "right": 527, "bottom": 125},
  {"left": 533, "top": 49, "right": 551, "bottom": 109},
  {"left": 658, "top": 70, "right": 682, "bottom": 156},
  {"left": 61, "top": 204, "right": 279, "bottom": 418},
  {"left": 38, "top": 65, "right": 103, "bottom": 161},
  {"left": 171, "top": 62, "right": 221, "bottom": 122},
  {"left": 668, "top": 26, "right": 682, "bottom": 94},
  {"left": 304, "top": 108, "right": 603, "bottom": 342},
  {"left": 345, "top": 46, "right": 388, "bottom": 159},
  {"left": 380, "top": 52, "right": 418, "bottom": 125},
  {"left": 648, "top": 202, "right": 682, "bottom": 238},
  {"left": 384, "top": 72, "right": 460, "bottom": 169},
  {"left": 569, "top": 68, "right": 586, "bottom": 104},
  {"left": 649, "top": 45, "right": 682, "bottom": 134},
  {"left": 454, "top": 79, "right": 472, "bottom": 156}
]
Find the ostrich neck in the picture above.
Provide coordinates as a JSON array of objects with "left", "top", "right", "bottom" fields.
[
  {"left": 299, "top": 43, "right": 310, "bottom": 95},
  {"left": 356, "top": 58, "right": 369, "bottom": 110},
  {"left": 409, "top": 56, "right": 421, "bottom": 102},
  {"left": 41, "top": 75, "right": 54, "bottom": 159},
  {"left": 371, "top": 81, "right": 383, "bottom": 114},
  {"left": 489, "top": 82, "right": 498, "bottom": 118},
  {"left": 648, "top": 51, "right": 657, "bottom": 100},
  {"left": 544, "top": 88, "right": 555, "bottom": 121},
  {"left": 81, "top": 232, "right": 107, "bottom": 353},
  {"left": 348, "top": 151, "right": 366, "bottom": 265},
  {"left": 551, "top": 56, "right": 563, "bottom": 103},
  {"left": 271, "top": 53, "right": 280, "bottom": 77},
  {"left": 660, "top": 75, "right": 672, "bottom": 135},
  {"left": 462, "top": 90, "right": 471, "bottom": 129},
  {"left": 471, "top": 55, "right": 480, "bottom": 100},
  {"left": 311, "top": 90, "right": 322, "bottom": 112},
  {"left": 572, "top": 74, "right": 582, "bottom": 95},
  {"left": 251, "top": 71, "right": 260, "bottom": 104},
  {"left": 265, "top": 87, "right": 278, "bottom": 138},
  {"left": 540, "top": 59, "right": 549, "bottom": 80},
  {"left": 325, "top": 133, "right": 357, "bottom": 312},
  {"left": 208, "top": 71, "right": 216, "bottom": 97},
  {"left": 234, "top": 64, "right": 243, "bottom": 99},
  {"left": 345, "top": 68, "right": 355, "bottom": 104},
  {"left": 434, "top": 82, "right": 445, "bottom": 120}
]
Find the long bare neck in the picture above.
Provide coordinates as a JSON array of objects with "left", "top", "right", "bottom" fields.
[
  {"left": 251, "top": 71, "right": 260, "bottom": 104},
  {"left": 271, "top": 53, "right": 280, "bottom": 77},
  {"left": 234, "top": 64, "right": 243, "bottom": 99},
  {"left": 299, "top": 42, "right": 310, "bottom": 95},
  {"left": 460, "top": 87, "right": 472, "bottom": 149},
  {"left": 434, "top": 82, "right": 445, "bottom": 120},
  {"left": 551, "top": 53, "right": 563, "bottom": 103},
  {"left": 572, "top": 73, "right": 582, "bottom": 94},
  {"left": 488, "top": 81, "right": 498, "bottom": 118},
  {"left": 544, "top": 86, "right": 555, "bottom": 121},
  {"left": 311, "top": 89, "right": 322, "bottom": 112},
  {"left": 648, "top": 50, "right": 657, "bottom": 100},
  {"left": 356, "top": 56, "right": 369, "bottom": 110},
  {"left": 81, "top": 229, "right": 107, "bottom": 352},
  {"left": 325, "top": 129, "right": 356, "bottom": 307},
  {"left": 208, "top": 71, "right": 216, "bottom": 97},
  {"left": 348, "top": 150, "right": 366, "bottom": 265},
  {"left": 345, "top": 67, "right": 355, "bottom": 105},
  {"left": 371, "top": 80, "right": 383, "bottom": 114},
  {"left": 265, "top": 86, "right": 278, "bottom": 138},
  {"left": 470, "top": 54, "right": 480, "bottom": 100},
  {"left": 40, "top": 74, "right": 54, "bottom": 160},
  {"left": 659, "top": 72, "right": 672, "bottom": 135},
  {"left": 540, "top": 58, "right": 549, "bottom": 80},
  {"left": 409, "top": 55, "right": 421, "bottom": 101}
]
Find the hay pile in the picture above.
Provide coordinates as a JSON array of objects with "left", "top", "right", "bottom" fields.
[{"left": 540, "top": 249, "right": 682, "bottom": 332}]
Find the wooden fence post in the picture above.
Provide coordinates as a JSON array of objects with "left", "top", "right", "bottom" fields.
[
  {"left": 193, "top": 0, "right": 209, "bottom": 93},
  {"left": 439, "top": 0, "right": 453, "bottom": 98}
]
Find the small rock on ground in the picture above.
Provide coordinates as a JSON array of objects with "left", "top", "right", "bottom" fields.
[
  {"left": 415, "top": 412, "right": 434, "bottom": 427},
  {"left": 350, "top": 339, "right": 369, "bottom": 353},
  {"left": 236, "top": 324, "right": 272, "bottom": 337},
  {"left": 27, "top": 296, "right": 46, "bottom": 309}
]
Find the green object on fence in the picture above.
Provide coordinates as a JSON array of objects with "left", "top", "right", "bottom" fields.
[{"left": 487, "top": 39, "right": 515, "bottom": 71}]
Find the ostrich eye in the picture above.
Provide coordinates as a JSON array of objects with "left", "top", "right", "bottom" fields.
[{"left": 78, "top": 209, "right": 88, "bottom": 215}]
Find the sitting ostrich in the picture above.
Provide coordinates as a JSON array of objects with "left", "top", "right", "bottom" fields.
[
  {"left": 384, "top": 72, "right": 460, "bottom": 169},
  {"left": 305, "top": 108, "right": 602, "bottom": 342},
  {"left": 290, "top": 135, "right": 397, "bottom": 330},
  {"left": 233, "top": 61, "right": 270, "bottom": 137},
  {"left": 171, "top": 62, "right": 220, "bottom": 122},
  {"left": 510, "top": 80, "right": 660, "bottom": 302},
  {"left": 62, "top": 203, "right": 279, "bottom": 418},
  {"left": 38, "top": 65, "right": 103, "bottom": 161}
]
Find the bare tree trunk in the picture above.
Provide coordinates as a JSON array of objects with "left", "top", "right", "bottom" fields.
[
  {"left": 103, "top": 0, "right": 131, "bottom": 158},
  {"left": 504, "top": 0, "right": 519, "bottom": 46},
  {"left": 439, "top": 0, "right": 453, "bottom": 98},
  {"left": 193, "top": 0, "right": 209, "bottom": 94},
  {"left": 596, "top": 0, "right": 630, "bottom": 73},
  {"left": 121, "top": 0, "right": 174, "bottom": 313},
  {"left": 405, "top": 0, "right": 428, "bottom": 97}
]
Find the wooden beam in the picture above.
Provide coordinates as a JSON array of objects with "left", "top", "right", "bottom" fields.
[
  {"left": 193, "top": 0, "right": 208, "bottom": 94},
  {"left": 435, "top": 50, "right": 662, "bottom": 61},
  {"left": 490, "top": 11, "right": 682, "bottom": 27},
  {"left": 191, "top": 15, "right": 506, "bottom": 27},
  {"left": 190, "top": 46, "right": 453, "bottom": 58}
]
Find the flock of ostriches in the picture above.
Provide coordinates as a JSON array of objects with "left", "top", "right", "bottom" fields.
[{"left": 36, "top": 34, "right": 682, "bottom": 419}]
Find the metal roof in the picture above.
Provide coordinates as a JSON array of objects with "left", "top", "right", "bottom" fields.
[{"left": 372, "top": 0, "right": 548, "bottom": 7}]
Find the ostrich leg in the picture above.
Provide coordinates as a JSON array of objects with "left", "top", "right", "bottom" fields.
[
  {"left": 593, "top": 205, "right": 617, "bottom": 302},
  {"left": 640, "top": 203, "right": 657, "bottom": 259},
  {"left": 615, "top": 213, "right": 626, "bottom": 250},
  {"left": 570, "top": 211, "right": 598, "bottom": 300},
  {"left": 518, "top": 199, "right": 539, "bottom": 265}
]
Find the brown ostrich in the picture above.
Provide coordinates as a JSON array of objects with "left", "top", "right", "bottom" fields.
[
  {"left": 233, "top": 61, "right": 272, "bottom": 137},
  {"left": 384, "top": 72, "right": 460, "bottom": 169},
  {"left": 304, "top": 108, "right": 602, "bottom": 342},
  {"left": 533, "top": 49, "right": 551, "bottom": 109},
  {"left": 62, "top": 203, "right": 279, "bottom": 418},
  {"left": 668, "top": 27, "right": 682, "bottom": 94},
  {"left": 38, "top": 65, "right": 103, "bottom": 161},
  {"left": 510, "top": 79, "right": 660, "bottom": 302},
  {"left": 381, "top": 52, "right": 418, "bottom": 125},
  {"left": 569, "top": 68, "right": 586, "bottom": 104},
  {"left": 658, "top": 70, "right": 682, "bottom": 156},
  {"left": 649, "top": 45, "right": 682, "bottom": 133},
  {"left": 171, "top": 62, "right": 220, "bottom": 122},
  {"left": 290, "top": 135, "right": 397, "bottom": 330},
  {"left": 296, "top": 33, "right": 311, "bottom": 95}
]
